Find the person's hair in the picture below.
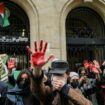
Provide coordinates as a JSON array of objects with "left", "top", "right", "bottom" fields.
[
  {"left": 66, "top": 69, "right": 70, "bottom": 75},
  {"left": 16, "top": 70, "right": 31, "bottom": 85}
]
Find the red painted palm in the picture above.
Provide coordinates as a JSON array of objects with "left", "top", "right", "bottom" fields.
[
  {"left": 83, "top": 60, "right": 90, "bottom": 69},
  {"left": 89, "top": 62, "right": 99, "bottom": 74},
  {"left": 8, "top": 58, "right": 16, "bottom": 72},
  {"left": 26, "top": 40, "right": 54, "bottom": 67}
]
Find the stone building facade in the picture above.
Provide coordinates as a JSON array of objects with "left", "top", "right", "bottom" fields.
[{"left": 1, "top": 0, "right": 105, "bottom": 69}]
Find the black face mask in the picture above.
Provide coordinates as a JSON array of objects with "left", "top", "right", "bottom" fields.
[
  {"left": 71, "top": 81, "right": 79, "bottom": 89},
  {"left": 18, "top": 79, "right": 30, "bottom": 89}
]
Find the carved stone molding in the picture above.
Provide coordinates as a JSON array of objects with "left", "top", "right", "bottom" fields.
[{"left": 84, "top": 0, "right": 93, "bottom": 2}]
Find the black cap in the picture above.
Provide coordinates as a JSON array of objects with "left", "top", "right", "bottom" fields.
[{"left": 49, "top": 60, "right": 69, "bottom": 74}]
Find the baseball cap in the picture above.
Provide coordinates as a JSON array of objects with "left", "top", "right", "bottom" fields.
[{"left": 49, "top": 60, "right": 69, "bottom": 74}]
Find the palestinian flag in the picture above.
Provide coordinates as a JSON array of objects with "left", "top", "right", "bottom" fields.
[{"left": 0, "top": 2, "right": 10, "bottom": 27}]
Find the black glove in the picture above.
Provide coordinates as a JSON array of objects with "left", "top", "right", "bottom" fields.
[{"left": 60, "top": 84, "right": 70, "bottom": 97}]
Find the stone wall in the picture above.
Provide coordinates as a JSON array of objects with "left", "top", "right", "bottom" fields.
[{"left": 10, "top": 0, "right": 105, "bottom": 63}]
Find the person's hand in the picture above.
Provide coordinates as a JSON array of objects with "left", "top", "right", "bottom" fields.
[
  {"left": 7, "top": 58, "right": 16, "bottom": 73},
  {"left": 52, "top": 79, "right": 66, "bottom": 91},
  {"left": 79, "top": 76, "right": 87, "bottom": 83},
  {"left": 102, "top": 61, "right": 105, "bottom": 66},
  {"left": 26, "top": 40, "right": 54, "bottom": 68},
  {"left": 93, "top": 60, "right": 100, "bottom": 69},
  {"left": 83, "top": 60, "right": 89, "bottom": 69},
  {"left": 89, "top": 62, "right": 99, "bottom": 74}
]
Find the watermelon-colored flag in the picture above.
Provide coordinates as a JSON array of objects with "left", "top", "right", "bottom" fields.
[{"left": 0, "top": 2, "right": 10, "bottom": 27}]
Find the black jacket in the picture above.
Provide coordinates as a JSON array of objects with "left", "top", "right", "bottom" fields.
[
  {"left": 0, "top": 81, "right": 8, "bottom": 105},
  {"left": 5, "top": 85, "right": 40, "bottom": 105}
]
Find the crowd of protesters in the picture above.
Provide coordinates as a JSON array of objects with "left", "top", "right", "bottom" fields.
[{"left": 0, "top": 40, "right": 105, "bottom": 105}]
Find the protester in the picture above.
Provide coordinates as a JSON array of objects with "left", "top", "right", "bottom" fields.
[
  {"left": 5, "top": 70, "right": 40, "bottom": 105},
  {"left": 0, "top": 56, "right": 8, "bottom": 105},
  {"left": 26, "top": 40, "right": 92, "bottom": 105},
  {"left": 97, "top": 65, "right": 105, "bottom": 105},
  {"left": 69, "top": 71, "right": 80, "bottom": 89},
  {"left": 78, "top": 63, "right": 100, "bottom": 105}
]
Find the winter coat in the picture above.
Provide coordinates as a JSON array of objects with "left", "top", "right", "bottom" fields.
[
  {"left": 5, "top": 70, "right": 40, "bottom": 105},
  {"left": 30, "top": 71, "right": 92, "bottom": 105},
  {"left": 5, "top": 84, "right": 40, "bottom": 105},
  {"left": 79, "top": 78, "right": 99, "bottom": 105},
  {"left": 0, "top": 81, "right": 8, "bottom": 105}
]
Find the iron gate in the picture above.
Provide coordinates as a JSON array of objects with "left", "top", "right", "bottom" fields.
[
  {"left": 67, "top": 45, "right": 105, "bottom": 71},
  {"left": 66, "top": 7, "right": 105, "bottom": 70}
]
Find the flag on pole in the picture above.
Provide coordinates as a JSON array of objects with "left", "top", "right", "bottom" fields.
[{"left": 0, "top": 2, "right": 10, "bottom": 27}]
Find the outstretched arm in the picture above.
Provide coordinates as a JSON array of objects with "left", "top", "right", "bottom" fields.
[
  {"left": 68, "top": 88, "right": 92, "bottom": 105},
  {"left": 26, "top": 40, "right": 53, "bottom": 75},
  {"left": 26, "top": 40, "right": 54, "bottom": 100}
]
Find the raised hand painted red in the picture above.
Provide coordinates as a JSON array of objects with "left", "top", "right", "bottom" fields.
[
  {"left": 8, "top": 58, "right": 16, "bottom": 72},
  {"left": 89, "top": 62, "right": 99, "bottom": 74},
  {"left": 83, "top": 60, "right": 89, "bottom": 69},
  {"left": 26, "top": 40, "right": 54, "bottom": 67}
]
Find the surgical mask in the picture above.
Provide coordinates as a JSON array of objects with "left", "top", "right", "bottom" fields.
[{"left": 71, "top": 81, "right": 79, "bottom": 89}]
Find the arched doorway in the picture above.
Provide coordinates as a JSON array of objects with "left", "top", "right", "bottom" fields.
[
  {"left": 66, "top": 7, "right": 105, "bottom": 70},
  {"left": 0, "top": 1, "right": 30, "bottom": 69}
]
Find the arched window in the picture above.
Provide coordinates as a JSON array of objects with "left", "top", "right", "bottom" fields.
[
  {"left": 66, "top": 7, "right": 105, "bottom": 70},
  {"left": 0, "top": 1, "right": 30, "bottom": 69},
  {"left": 66, "top": 7, "right": 105, "bottom": 38}
]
